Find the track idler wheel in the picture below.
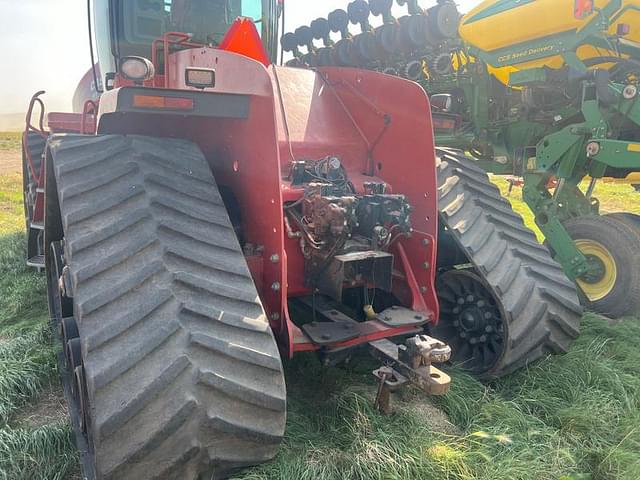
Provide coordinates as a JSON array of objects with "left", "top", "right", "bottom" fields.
[
  {"left": 67, "top": 338, "right": 83, "bottom": 396},
  {"left": 433, "top": 270, "right": 505, "bottom": 375},
  {"left": 61, "top": 317, "right": 80, "bottom": 369},
  {"left": 47, "top": 241, "right": 72, "bottom": 329},
  {"left": 564, "top": 215, "right": 640, "bottom": 317},
  {"left": 75, "top": 366, "right": 91, "bottom": 434},
  {"left": 47, "top": 236, "right": 93, "bottom": 456}
]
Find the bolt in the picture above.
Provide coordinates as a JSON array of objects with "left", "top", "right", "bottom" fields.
[
  {"left": 270, "top": 254, "right": 280, "bottom": 263},
  {"left": 485, "top": 325, "right": 493, "bottom": 333},
  {"left": 457, "top": 297, "right": 465, "bottom": 305},
  {"left": 469, "top": 337, "right": 478, "bottom": 345},
  {"left": 271, "top": 282, "right": 281, "bottom": 291},
  {"left": 420, "top": 286, "right": 428, "bottom": 293},
  {"left": 453, "top": 307, "right": 460, "bottom": 315},
  {"left": 466, "top": 295, "right": 474, "bottom": 302},
  {"left": 422, "top": 238, "right": 430, "bottom": 246},
  {"left": 460, "top": 332, "right": 467, "bottom": 339},
  {"left": 477, "top": 300, "right": 485, "bottom": 308},
  {"left": 453, "top": 321, "right": 460, "bottom": 327},
  {"left": 422, "top": 262, "right": 430, "bottom": 269},
  {"left": 623, "top": 84, "right": 638, "bottom": 99},
  {"left": 586, "top": 141, "right": 600, "bottom": 157},
  {"left": 479, "top": 335, "right": 488, "bottom": 343},
  {"left": 484, "top": 312, "right": 493, "bottom": 320},
  {"left": 270, "top": 313, "right": 281, "bottom": 321}
]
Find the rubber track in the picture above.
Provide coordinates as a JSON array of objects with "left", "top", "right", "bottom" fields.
[
  {"left": 48, "top": 135, "right": 286, "bottom": 480},
  {"left": 25, "top": 132, "right": 46, "bottom": 173},
  {"left": 435, "top": 148, "right": 583, "bottom": 378}
]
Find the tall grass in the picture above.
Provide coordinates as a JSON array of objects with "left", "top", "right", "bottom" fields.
[
  {"left": 0, "top": 327, "right": 57, "bottom": 423},
  {"left": 0, "top": 233, "right": 48, "bottom": 333},
  {"left": 0, "top": 424, "right": 77, "bottom": 480},
  {"left": 0, "top": 132, "right": 21, "bottom": 152}
]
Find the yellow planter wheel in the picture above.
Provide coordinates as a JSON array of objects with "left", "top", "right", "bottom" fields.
[
  {"left": 564, "top": 215, "right": 640, "bottom": 318},
  {"left": 574, "top": 239, "right": 617, "bottom": 302}
]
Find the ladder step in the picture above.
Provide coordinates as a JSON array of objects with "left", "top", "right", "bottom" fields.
[
  {"left": 27, "top": 255, "right": 45, "bottom": 268},
  {"left": 30, "top": 222, "right": 44, "bottom": 230}
]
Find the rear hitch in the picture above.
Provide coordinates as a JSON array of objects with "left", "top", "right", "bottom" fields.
[{"left": 370, "top": 334, "right": 451, "bottom": 414}]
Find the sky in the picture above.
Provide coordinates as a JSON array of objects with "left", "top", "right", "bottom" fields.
[{"left": 0, "top": 0, "right": 478, "bottom": 115}]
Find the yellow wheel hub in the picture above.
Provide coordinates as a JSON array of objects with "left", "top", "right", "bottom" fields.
[{"left": 575, "top": 239, "right": 617, "bottom": 302}]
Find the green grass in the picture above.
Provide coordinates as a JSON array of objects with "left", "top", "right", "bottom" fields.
[
  {"left": 0, "top": 132, "right": 21, "bottom": 152},
  {"left": 491, "top": 177, "right": 640, "bottom": 242},
  {"left": 233, "top": 315, "right": 640, "bottom": 480},
  {"left": 0, "top": 145, "right": 639, "bottom": 479},
  {"left": 0, "top": 175, "right": 24, "bottom": 236},
  {"left": 0, "top": 424, "right": 77, "bottom": 480}
]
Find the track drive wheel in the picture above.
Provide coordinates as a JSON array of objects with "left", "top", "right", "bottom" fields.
[
  {"left": 564, "top": 215, "right": 640, "bottom": 317},
  {"left": 45, "top": 135, "right": 286, "bottom": 480},
  {"left": 436, "top": 270, "right": 505, "bottom": 374},
  {"left": 434, "top": 149, "right": 582, "bottom": 378}
]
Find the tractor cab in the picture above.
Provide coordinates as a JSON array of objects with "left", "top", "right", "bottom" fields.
[{"left": 88, "top": 0, "right": 279, "bottom": 96}]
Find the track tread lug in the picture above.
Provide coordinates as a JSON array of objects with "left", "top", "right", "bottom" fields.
[{"left": 434, "top": 148, "right": 582, "bottom": 378}]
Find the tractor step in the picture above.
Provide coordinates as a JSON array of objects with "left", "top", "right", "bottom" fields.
[
  {"left": 27, "top": 255, "right": 44, "bottom": 268},
  {"left": 30, "top": 221, "right": 44, "bottom": 230},
  {"left": 302, "top": 321, "right": 359, "bottom": 345},
  {"left": 377, "top": 306, "right": 429, "bottom": 327}
]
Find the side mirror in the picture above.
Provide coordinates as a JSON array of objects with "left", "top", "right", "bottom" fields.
[{"left": 430, "top": 94, "right": 453, "bottom": 112}]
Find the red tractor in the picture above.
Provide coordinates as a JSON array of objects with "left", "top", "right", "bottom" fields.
[{"left": 20, "top": 0, "right": 582, "bottom": 478}]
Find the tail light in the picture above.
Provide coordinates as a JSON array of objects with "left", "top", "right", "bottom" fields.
[{"left": 133, "top": 95, "right": 194, "bottom": 111}]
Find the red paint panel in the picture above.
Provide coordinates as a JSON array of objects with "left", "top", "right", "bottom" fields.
[{"left": 47, "top": 113, "right": 95, "bottom": 134}]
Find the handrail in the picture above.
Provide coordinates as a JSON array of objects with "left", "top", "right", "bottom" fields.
[
  {"left": 23, "top": 91, "right": 49, "bottom": 186},
  {"left": 151, "top": 32, "right": 204, "bottom": 88},
  {"left": 80, "top": 99, "right": 98, "bottom": 135}
]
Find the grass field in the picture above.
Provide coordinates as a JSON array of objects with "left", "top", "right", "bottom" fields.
[
  {"left": 1, "top": 137, "right": 639, "bottom": 479},
  {"left": 0, "top": 132, "right": 21, "bottom": 152}
]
